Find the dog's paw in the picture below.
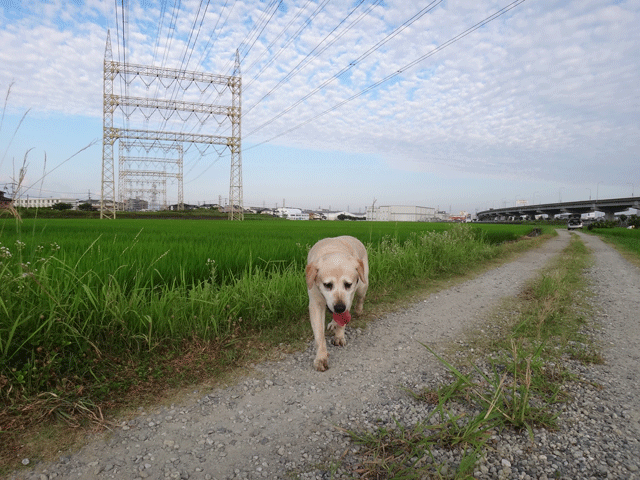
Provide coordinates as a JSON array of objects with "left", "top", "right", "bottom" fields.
[
  {"left": 327, "top": 320, "right": 338, "bottom": 331},
  {"left": 332, "top": 336, "right": 346, "bottom": 347},
  {"left": 314, "top": 356, "right": 329, "bottom": 372}
]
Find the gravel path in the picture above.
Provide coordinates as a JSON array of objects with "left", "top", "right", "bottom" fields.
[{"left": 10, "top": 229, "right": 640, "bottom": 480}]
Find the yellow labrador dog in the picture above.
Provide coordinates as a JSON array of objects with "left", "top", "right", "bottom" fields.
[{"left": 305, "top": 236, "right": 369, "bottom": 371}]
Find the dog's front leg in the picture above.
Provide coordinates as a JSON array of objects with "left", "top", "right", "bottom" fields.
[
  {"left": 327, "top": 321, "right": 346, "bottom": 346},
  {"left": 308, "top": 295, "right": 329, "bottom": 371},
  {"left": 354, "top": 281, "right": 368, "bottom": 316}
]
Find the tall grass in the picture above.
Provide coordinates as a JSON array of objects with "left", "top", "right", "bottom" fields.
[{"left": 0, "top": 218, "right": 537, "bottom": 403}]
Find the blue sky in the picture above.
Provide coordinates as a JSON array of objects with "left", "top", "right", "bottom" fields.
[{"left": 1, "top": 0, "right": 639, "bottom": 214}]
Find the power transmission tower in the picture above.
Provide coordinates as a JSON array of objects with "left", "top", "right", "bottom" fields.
[
  {"left": 101, "top": 30, "right": 243, "bottom": 219},
  {"left": 101, "top": 30, "right": 116, "bottom": 218},
  {"left": 119, "top": 139, "right": 183, "bottom": 211},
  {"left": 228, "top": 51, "right": 243, "bottom": 220}
]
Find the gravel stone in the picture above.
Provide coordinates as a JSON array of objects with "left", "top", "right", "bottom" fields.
[{"left": 8, "top": 230, "right": 640, "bottom": 480}]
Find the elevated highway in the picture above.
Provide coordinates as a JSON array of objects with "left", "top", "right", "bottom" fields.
[{"left": 477, "top": 197, "right": 640, "bottom": 222}]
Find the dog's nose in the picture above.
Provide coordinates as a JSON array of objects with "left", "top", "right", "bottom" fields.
[{"left": 334, "top": 303, "right": 346, "bottom": 314}]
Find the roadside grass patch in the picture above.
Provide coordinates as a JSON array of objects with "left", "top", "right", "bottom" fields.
[
  {"left": 587, "top": 227, "right": 640, "bottom": 268},
  {"left": 345, "top": 233, "right": 601, "bottom": 479}
]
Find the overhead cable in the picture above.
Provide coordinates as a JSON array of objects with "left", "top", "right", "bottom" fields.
[
  {"left": 243, "top": 0, "right": 381, "bottom": 114},
  {"left": 246, "top": 0, "right": 442, "bottom": 137},
  {"left": 246, "top": 0, "right": 526, "bottom": 148}
]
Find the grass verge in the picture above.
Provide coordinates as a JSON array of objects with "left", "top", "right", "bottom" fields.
[
  {"left": 586, "top": 227, "right": 640, "bottom": 269},
  {"left": 344, "top": 233, "right": 602, "bottom": 479}
]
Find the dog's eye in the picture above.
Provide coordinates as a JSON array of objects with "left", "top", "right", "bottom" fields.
[
  {"left": 323, "top": 282, "right": 333, "bottom": 290},
  {"left": 344, "top": 282, "right": 352, "bottom": 289}
]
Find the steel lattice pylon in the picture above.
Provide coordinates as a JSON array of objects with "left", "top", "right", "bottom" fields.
[
  {"left": 101, "top": 31, "right": 116, "bottom": 218},
  {"left": 119, "top": 140, "right": 183, "bottom": 211},
  {"left": 101, "top": 30, "right": 243, "bottom": 219},
  {"left": 228, "top": 51, "right": 243, "bottom": 221}
]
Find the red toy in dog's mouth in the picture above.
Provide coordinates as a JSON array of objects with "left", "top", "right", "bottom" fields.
[{"left": 332, "top": 311, "right": 352, "bottom": 327}]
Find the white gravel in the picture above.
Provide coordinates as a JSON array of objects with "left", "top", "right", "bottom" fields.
[{"left": 9, "top": 229, "right": 640, "bottom": 480}]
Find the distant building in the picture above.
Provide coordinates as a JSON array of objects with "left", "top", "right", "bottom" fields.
[
  {"left": 366, "top": 205, "right": 436, "bottom": 222},
  {"left": 0, "top": 190, "right": 11, "bottom": 206},
  {"left": 123, "top": 197, "right": 149, "bottom": 211},
  {"left": 274, "top": 207, "right": 309, "bottom": 220},
  {"left": 13, "top": 196, "right": 79, "bottom": 209},
  {"left": 169, "top": 203, "right": 197, "bottom": 211}
]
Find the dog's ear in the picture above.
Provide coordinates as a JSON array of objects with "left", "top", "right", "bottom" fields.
[
  {"left": 356, "top": 259, "right": 366, "bottom": 283},
  {"left": 305, "top": 263, "right": 318, "bottom": 290}
]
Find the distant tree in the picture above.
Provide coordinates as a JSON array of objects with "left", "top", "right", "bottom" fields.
[
  {"left": 78, "top": 202, "right": 94, "bottom": 211},
  {"left": 52, "top": 202, "right": 73, "bottom": 211},
  {"left": 337, "top": 213, "right": 365, "bottom": 221}
]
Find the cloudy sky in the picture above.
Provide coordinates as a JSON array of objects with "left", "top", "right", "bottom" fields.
[{"left": 1, "top": 0, "right": 638, "bottom": 214}]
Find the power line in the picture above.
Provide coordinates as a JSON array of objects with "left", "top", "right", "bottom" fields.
[
  {"left": 177, "top": 0, "right": 211, "bottom": 74},
  {"left": 187, "top": 1, "right": 440, "bottom": 184},
  {"left": 243, "top": 0, "right": 331, "bottom": 92},
  {"left": 243, "top": 0, "right": 381, "bottom": 115},
  {"left": 243, "top": 0, "right": 314, "bottom": 76},
  {"left": 202, "top": 0, "right": 368, "bottom": 145},
  {"left": 121, "top": 0, "right": 130, "bottom": 133},
  {"left": 151, "top": 0, "right": 168, "bottom": 66},
  {"left": 246, "top": 0, "right": 526, "bottom": 149},
  {"left": 237, "top": 0, "right": 282, "bottom": 62},
  {"left": 196, "top": 0, "right": 331, "bottom": 122},
  {"left": 195, "top": 0, "right": 235, "bottom": 68},
  {"left": 153, "top": 0, "right": 182, "bottom": 103},
  {"left": 162, "top": 0, "right": 212, "bottom": 132},
  {"left": 178, "top": 0, "right": 291, "bottom": 179},
  {"left": 161, "top": 0, "right": 278, "bottom": 135},
  {"left": 188, "top": 0, "right": 323, "bottom": 153},
  {"left": 245, "top": 0, "right": 442, "bottom": 137}
]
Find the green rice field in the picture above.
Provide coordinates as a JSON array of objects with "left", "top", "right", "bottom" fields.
[
  {"left": 0, "top": 217, "right": 541, "bottom": 405},
  {"left": 589, "top": 227, "right": 640, "bottom": 257}
]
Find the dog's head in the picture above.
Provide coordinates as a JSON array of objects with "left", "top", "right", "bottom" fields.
[{"left": 305, "top": 253, "right": 366, "bottom": 314}]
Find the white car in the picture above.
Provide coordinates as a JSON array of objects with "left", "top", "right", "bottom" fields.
[{"left": 567, "top": 219, "right": 583, "bottom": 230}]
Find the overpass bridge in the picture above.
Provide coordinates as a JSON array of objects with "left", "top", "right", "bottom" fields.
[{"left": 477, "top": 196, "right": 640, "bottom": 222}]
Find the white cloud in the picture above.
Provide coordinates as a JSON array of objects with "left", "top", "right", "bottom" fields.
[{"left": 1, "top": 0, "right": 639, "bottom": 210}]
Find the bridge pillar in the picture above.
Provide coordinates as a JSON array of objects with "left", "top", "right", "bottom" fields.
[{"left": 603, "top": 210, "right": 616, "bottom": 221}]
